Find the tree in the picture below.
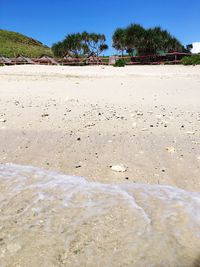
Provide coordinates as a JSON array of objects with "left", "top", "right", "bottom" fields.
[
  {"left": 125, "top": 24, "right": 146, "bottom": 55},
  {"left": 112, "top": 24, "right": 183, "bottom": 56},
  {"left": 52, "top": 41, "right": 65, "bottom": 57},
  {"left": 52, "top": 32, "right": 108, "bottom": 57},
  {"left": 166, "top": 37, "right": 183, "bottom": 53},
  {"left": 81, "top": 32, "right": 108, "bottom": 56},
  {"left": 63, "top": 33, "right": 85, "bottom": 57},
  {"left": 112, "top": 28, "right": 126, "bottom": 56}
]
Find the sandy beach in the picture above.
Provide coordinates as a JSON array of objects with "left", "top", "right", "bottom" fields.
[
  {"left": 0, "top": 65, "right": 200, "bottom": 191},
  {"left": 0, "top": 65, "right": 200, "bottom": 266}
]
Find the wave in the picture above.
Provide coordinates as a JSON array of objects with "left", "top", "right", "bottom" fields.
[{"left": 0, "top": 163, "right": 200, "bottom": 267}]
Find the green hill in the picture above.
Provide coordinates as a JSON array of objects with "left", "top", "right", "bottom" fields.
[{"left": 0, "top": 30, "right": 53, "bottom": 58}]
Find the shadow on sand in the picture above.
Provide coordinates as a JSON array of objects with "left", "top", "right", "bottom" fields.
[{"left": 193, "top": 255, "right": 200, "bottom": 267}]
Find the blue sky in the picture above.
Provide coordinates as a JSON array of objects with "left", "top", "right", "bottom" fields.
[{"left": 0, "top": 0, "right": 200, "bottom": 55}]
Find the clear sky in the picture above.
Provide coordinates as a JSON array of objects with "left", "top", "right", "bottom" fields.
[{"left": 0, "top": 0, "right": 200, "bottom": 55}]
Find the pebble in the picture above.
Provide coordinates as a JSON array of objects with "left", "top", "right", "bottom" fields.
[
  {"left": 166, "top": 146, "right": 175, "bottom": 153},
  {"left": 75, "top": 165, "right": 82, "bottom": 169},
  {"left": 85, "top": 123, "right": 95, "bottom": 128},
  {"left": 41, "top": 113, "right": 49, "bottom": 117},
  {"left": 0, "top": 119, "right": 6, "bottom": 123},
  {"left": 192, "top": 141, "right": 200, "bottom": 145},
  {"left": 186, "top": 131, "right": 195, "bottom": 135},
  {"left": 111, "top": 165, "right": 127, "bottom": 173}
]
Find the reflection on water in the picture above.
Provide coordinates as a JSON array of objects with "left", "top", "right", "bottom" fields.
[{"left": 0, "top": 164, "right": 200, "bottom": 267}]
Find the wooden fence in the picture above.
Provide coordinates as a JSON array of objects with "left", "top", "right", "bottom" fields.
[
  {"left": 59, "top": 52, "right": 191, "bottom": 66},
  {"left": 1, "top": 52, "right": 191, "bottom": 66}
]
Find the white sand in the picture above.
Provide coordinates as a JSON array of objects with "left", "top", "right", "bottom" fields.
[{"left": 0, "top": 65, "right": 200, "bottom": 191}]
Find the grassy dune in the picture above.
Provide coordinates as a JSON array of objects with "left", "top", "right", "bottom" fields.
[{"left": 0, "top": 29, "right": 53, "bottom": 58}]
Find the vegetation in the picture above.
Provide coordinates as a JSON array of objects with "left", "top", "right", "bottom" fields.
[
  {"left": 181, "top": 54, "right": 200, "bottom": 65},
  {"left": 0, "top": 29, "right": 52, "bottom": 58},
  {"left": 114, "top": 59, "right": 126, "bottom": 67},
  {"left": 52, "top": 32, "right": 108, "bottom": 57},
  {"left": 112, "top": 24, "right": 184, "bottom": 56},
  {"left": 112, "top": 28, "right": 127, "bottom": 56}
]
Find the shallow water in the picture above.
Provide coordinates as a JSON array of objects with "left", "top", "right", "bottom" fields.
[{"left": 0, "top": 164, "right": 200, "bottom": 267}]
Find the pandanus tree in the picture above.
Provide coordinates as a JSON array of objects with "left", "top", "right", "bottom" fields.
[
  {"left": 62, "top": 33, "right": 85, "bottom": 57},
  {"left": 142, "top": 27, "right": 182, "bottom": 54},
  {"left": 52, "top": 42, "right": 65, "bottom": 57},
  {"left": 112, "top": 28, "right": 127, "bottom": 56},
  {"left": 82, "top": 32, "right": 108, "bottom": 56},
  {"left": 52, "top": 32, "right": 108, "bottom": 57},
  {"left": 125, "top": 24, "right": 146, "bottom": 55},
  {"left": 112, "top": 24, "right": 183, "bottom": 56}
]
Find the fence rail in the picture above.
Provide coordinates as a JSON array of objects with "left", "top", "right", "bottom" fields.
[{"left": 0, "top": 52, "right": 191, "bottom": 66}]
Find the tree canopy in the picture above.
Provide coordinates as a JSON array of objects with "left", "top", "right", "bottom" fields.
[
  {"left": 112, "top": 24, "right": 183, "bottom": 56},
  {"left": 52, "top": 32, "right": 108, "bottom": 57}
]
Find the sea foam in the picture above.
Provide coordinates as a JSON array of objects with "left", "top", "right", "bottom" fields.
[{"left": 0, "top": 163, "right": 200, "bottom": 267}]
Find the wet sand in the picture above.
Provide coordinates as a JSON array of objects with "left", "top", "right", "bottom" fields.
[{"left": 0, "top": 164, "right": 200, "bottom": 267}]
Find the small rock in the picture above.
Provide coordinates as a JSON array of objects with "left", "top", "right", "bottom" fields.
[
  {"left": 0, "top": 119, "right": 6, "bottom": 123},
  {"left": 85, "top": 123, "right": 95, "bottom": 128},
  {"left": 166, "top": 146, "right": 175, "bottom": 153},
  {"left": 75, "top": 165, "right": 82, "bottom": 169},
  {"left": 111, "top": 165, "right": 127, "bottom": 173},
  {"left": 186, "top": 131, "right": 195, "bottom": 135},
  {"left": 14, "top": 100, "right": 20, "bottom": 106},
  {"left": 41, "top": 113, "right": 49, "bottom": 117},
  {"left": 192, "top": 141, "right": 200, "bottom": 145}
]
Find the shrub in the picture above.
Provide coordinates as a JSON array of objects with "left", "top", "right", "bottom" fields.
[
  {"left": 181, "top": 54, "right": 200, "bottom": 65},
  {"left": 114, "top": 59, "right": 126, "bottom": 67}
]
